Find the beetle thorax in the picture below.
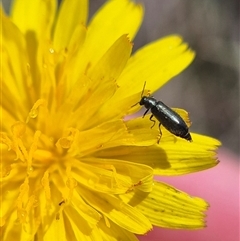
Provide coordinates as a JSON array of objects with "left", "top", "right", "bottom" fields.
[{"left": 140, "top": 96, "right": 157, "bottom": 109}]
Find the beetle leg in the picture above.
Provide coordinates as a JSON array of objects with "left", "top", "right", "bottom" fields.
[
  {"left": 149, "top": 114, "right": 156, "bottom": 128},
  {"left": 157, "top": 123, "right": 162, "bottom": 144},
  {"left": 157, "top": 133, "right": 162, "bottom": 144},
  {"left": 158, "top": 122, "right": 162, "bottom": 132},
  {"left": 142, "top": 108, "right": 150, "bottom": 118}
]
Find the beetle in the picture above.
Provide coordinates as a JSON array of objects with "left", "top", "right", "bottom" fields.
[{"left": 132, "top": 82, "right": 192, "bottom": 143}]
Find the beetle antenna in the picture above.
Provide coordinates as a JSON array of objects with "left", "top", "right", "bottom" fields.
[
  {"left": 141, "top": 81, "right": 146, "bottom": 98},
  {"left": 131, "top": 81, "right": 147, "bottom": 108},
  {"left": 131, "top": 102, "right": 139, "bottom": 108}
]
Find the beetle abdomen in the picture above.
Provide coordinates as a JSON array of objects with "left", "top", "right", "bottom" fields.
[{"left": 151, "top": 101, "right": 192, "bottom": 141}]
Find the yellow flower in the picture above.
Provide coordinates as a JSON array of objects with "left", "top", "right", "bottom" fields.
[{"left": 1, "top": 0, "right": 220, "bottom": 240}]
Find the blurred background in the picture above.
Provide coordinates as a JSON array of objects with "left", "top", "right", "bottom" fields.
[{"left": 3, "top": 0, "right": 239, "bottom": 155}]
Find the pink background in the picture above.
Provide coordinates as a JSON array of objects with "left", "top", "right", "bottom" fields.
[{"left": 139, "top": 148, "right": 239, "bottom": 241}]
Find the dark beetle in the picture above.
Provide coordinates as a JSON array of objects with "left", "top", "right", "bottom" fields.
[{"left": 133, "top": 83, "right": 192, "bottom": 143}]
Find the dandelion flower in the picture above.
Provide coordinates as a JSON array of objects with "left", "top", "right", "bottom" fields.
[{"left": 1, "top": 0, "right": 220, "bottom": 240}]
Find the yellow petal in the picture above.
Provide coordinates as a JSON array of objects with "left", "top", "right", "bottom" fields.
[
  {"left": 118, "top": 35, "right": 195, "bottom": 100},
  {"left": 125, "top": 116, "right": 159, "bottom": 146},
  {"left": 54, "top": 24, "right": 87, "bottom": 96},
  {"left": 57, "top": 34, "right": 132, "bottom": 119},
  {"left": 53, "top": 0, "right": 88, "bottom": 50},
  {"left": 68, "top": 33, "right": 132, "bottom": 96},
  {"left": 79, "top": 0, "right": 143, "bottom": 72},
  {"left": 73, "top": 158, "right": 153, "bottom": 193},
  {"left": 88, "top": 0, "right": 143, "bottom": 40},
  {"left": 97, "top": 91, "right": 146, "bottom": 126},
  {"left": 153, "top": 133, "right": 220, "bottom": 175},
  {"left": 67, "top": 24, "right": 87, "bottom": 56},
  {"left": 10, "top": 0, "right": 56, "bottom": 40},
  {"left": 46, "top": 171, "right": 102, "bottom": 230},
  {"left": 61, "top": 205, "right": 101, "bottom": 240},
  {"left": 68, "top": 120, "right": 134, "bottom": 156},
  {"left": 98, "top": 219, "right": 139, "bottom": 241},
  {"left": 70, "top": 192, "right": 101, "bottom": 228},
  {"left": 79, "top": 186, "right": 152, "bottom": 235},
  {"left": 43, "top": 213, "right": 67, "bottom": 241},
  {"left": 3, "top": 214, "right": 22, "bottom": 240},
  {"left": 95, "top": 132, "right": 220, "bottom": 176},
  {"left": 120, "top": 181, "right": 208, "bottom": 229},
  {"left": 1, "top": 8, "right": 29, "bottom": 101},
  {"left": 88, "top": 34, "right": 133, "bottom": 81},
  {"left": 70, "top": 0, "right": 143, "bottom": 75}
]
